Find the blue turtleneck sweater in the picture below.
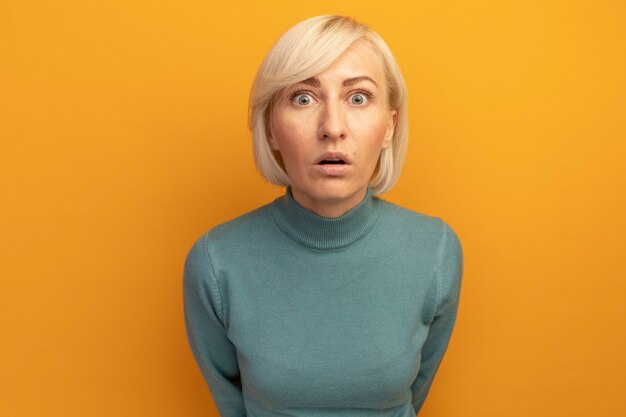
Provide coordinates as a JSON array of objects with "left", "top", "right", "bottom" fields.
[{"left": 183, "top": 187, "right": 463, "bottom": 416}]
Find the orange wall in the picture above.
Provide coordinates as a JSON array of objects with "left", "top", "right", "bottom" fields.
[{"left": 2, "top": 1, "right": 625, "bottom": 416}]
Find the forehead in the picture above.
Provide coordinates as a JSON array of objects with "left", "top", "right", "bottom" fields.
[{"left": 308, "top": 39, "right": 385, "bottom": 84}]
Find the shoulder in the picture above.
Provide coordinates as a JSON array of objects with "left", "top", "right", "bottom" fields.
[
  {"left": 377, "top": 198, "right": 460, "bottom": 244},
  {"left": 203, "top": 202, "right": 273, "bottom": 244},
  {"left": 184, "top": 201, "right": 276, "bottom": 267},
  {"left": 377, "top": 198, "right": 463, "bottom": 277},
  {"left": 183, "top": 202, "right": 273, "bottom": 289},
  {"left": 378, "top": 198, "right": 440, "bottom": 225}
]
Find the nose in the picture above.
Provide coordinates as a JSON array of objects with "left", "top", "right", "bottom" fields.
[{"left": 318, "top": 100, "right": 347, "bottom": 141}]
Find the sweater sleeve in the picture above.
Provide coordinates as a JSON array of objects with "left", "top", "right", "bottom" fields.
[
  {"left": 411, "top": 221, "right": 463, "bottom": 415},
  {"left": 183, "top": 235, "right": 247, "bottom": 417}
]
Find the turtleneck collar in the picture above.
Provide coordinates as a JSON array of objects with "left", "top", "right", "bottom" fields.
[{"left": 269, "top": 186, "right": 383, "bottom": 250}]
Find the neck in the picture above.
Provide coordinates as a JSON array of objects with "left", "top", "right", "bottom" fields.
[
  {"left": 270, "top": 185, "right": 382, "bottom": 250},
  {"left": 290, "top": 187, "right": 368, "bottom": 218}
]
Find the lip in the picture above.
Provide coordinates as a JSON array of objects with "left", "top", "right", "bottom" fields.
[
  {"left": 314, "top": 151, "right": 351, "bottom": 176},
  {"left": 314, "top": 164, "right": 350, "bottom": 176},
  {"left": 315, "top": 151, "right": 351, "bottom": 165}
]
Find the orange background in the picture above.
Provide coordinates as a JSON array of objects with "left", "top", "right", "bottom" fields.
[{"left": 2, "top": 1, "right": 625, "bottom": 416}]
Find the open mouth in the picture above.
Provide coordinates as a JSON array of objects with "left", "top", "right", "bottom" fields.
[
  {"left": 319, "top": 159, "right": 346, "bottom": 165},
  {"left": 315, "top": 153, "right": 350, "bottom": 175},
  {"left": 316, "top": 152, "right": 350, "bottom": 165}
]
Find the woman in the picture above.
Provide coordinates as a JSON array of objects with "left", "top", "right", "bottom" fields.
[{"left": 183, "top": 15, "right": 463, "bottom": 417}]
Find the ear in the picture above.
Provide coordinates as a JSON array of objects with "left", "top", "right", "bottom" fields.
[
  {"left": 267, "top": 113, "right": 280, "bottom": 150},
  {"left": 381, "top": 109, "right": 397, "bottom": 150},
  {"left": 268, "top": 135, "right": 280, "bottom": 150}
]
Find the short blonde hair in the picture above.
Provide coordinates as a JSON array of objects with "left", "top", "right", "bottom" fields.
[{"left": 248, "top": 15, "right": 408, "bottom": 195}]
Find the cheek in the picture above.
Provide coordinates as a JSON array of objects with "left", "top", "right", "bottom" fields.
[
  {"left": 270, "top": 116, "right": 309, "bottom": 168},
  {"left": 272, "top": 113, "right": 309, "bottom": 147},
  {"left": 351, "top": 113, "right": 391, "bottom": 149},
  {"left": 349, "top": 117, "right": 390, "bottom": 172}
]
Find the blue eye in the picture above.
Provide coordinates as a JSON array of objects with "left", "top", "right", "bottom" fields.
[
  {"left": 350, "top": 93, "right": 368, "bottom": 105},
  {"left": 289, "top": 92, "right": 313, "bottom": 106}
]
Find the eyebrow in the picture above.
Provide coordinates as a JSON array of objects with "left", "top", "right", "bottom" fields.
[{"left": 299, "top": 75, "right": 378, "bottom": 88}]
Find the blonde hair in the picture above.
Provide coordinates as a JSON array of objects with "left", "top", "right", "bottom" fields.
[{"left": 248, "top": 15, "right": 408, "bottom": 195}]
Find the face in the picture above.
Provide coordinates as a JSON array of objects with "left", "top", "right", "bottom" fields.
[{"left": 269, "top": 39, "right": 397, "bottom": 217}]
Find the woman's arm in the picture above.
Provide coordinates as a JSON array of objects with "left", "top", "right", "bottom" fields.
[
  {"left": 411, "top": 221, "right": 463, "bottom": 415},
  {"left": 183, "top": 235, "right": 247, "bottom": 417}
]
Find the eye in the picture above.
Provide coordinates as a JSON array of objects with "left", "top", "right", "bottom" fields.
[
  {"left": 288, "top": 90, "right": 315, "bottom": 106},
  {"left": 297, "top": 94, "right": 312, "bottom": 105},
  {"left": 349, "top": 90, "right": 374, "bottom": 105}
]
